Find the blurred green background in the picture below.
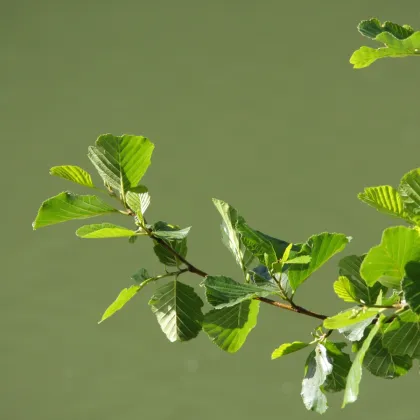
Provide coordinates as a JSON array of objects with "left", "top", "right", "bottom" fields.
[{"left": 1, "top": 1, "right": 419, "bottom": 419}]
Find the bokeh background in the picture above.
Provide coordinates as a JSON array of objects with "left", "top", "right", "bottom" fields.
[{"left": 2, "top": 1, "right": 419, "bottom": 419}]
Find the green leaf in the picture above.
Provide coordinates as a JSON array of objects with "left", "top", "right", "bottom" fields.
[
  {"left": 350, "top": 31, "right": 420, "bottom": 69},
  {"left": 88, "top": 134, "right": 154, "bottom": 196},
  {"left": 402, "top": 261, "right": 420, "bottom": 314},
  {"left": 271, "top": 341, "right": 310, "bottom": 360},
  {"left": 99, "top": 285, "right": 142, "bottom": 323},
  {"left": 149, "top": 280, "right": 204, "bottom": 342},
  {"left": 324, "top": 307, "right": 383, "bottom": 330},
  {"left": 323, "top": 341, "right": 352, "bottom": 393},
  {"left": 203, "top": 300, "right": 259, "bottom": 353},
  {"left": 358, "top": 18, "right": 414, "bottom": 40},
  {"left": 360, "top": 226, "right": 420, "bottom": 287},
  {"left": 383, "top": 310, "right": 420, "bottom": 358},
  {"left": 338, "top": 317, "right": 376, "bottom": 342},
  {"left": 288, "top": 232, "right": 350, "bottom": 291},
  {"left": 32, "top": 192, "right": 118, "bottom": 229},
  {"left": 151, "top": 222, "right": 188, "bottom": 267},
  {"left": 203, "top": 276, "right": 275, "bottom": 308},
  {"left": 153, "top": 226, "right": 191, "bottom": 240},
  {"left": 358, "top": 185, "right": 409, "bottom": 221},
  {"left": 363, "top": 330, "right": 412, "bottom": 378},
  {"left": 301, "top": 344, "right": 332, "bottom": 414},
  {"left": 285, "top": 255, "right": 311, "bottom": 264},
  {"left": 336, "top": 255, "right": 386, "bottom": 305},
  {"left": 399, "top": 168, "right": 420, "bottom": 224},
  {"left": 212, "top": 199, "right": 255, "bottom": 271},
  {"left": 342, "top": 317, "right": 382, "bottom": 408},
  {"left": 131, "top": 267, "right": 150, "bottom": 283},
  {"left": 235, "top": 219, "right": 277, "bottom": 267},
  {"left": 76, "top": 223, "right": 142, "bottom": 238},
  {"left": 50, "top": 165, "right": 95, "bottom": 188},
  {"left": 125, "top": 191, "right": 150, "bottom": 223}
]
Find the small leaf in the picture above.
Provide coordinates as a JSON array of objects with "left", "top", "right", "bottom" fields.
[
  {"left": 402, "top": 261, "right": 420, "bottom": 314},
  {"left": 383, "top": 310, "right": 420, "bottom": 358},
  {"left": 149, "top": 280, "right": 204, "bottom": 342},
  {"left": 363, "top": 330, "right": 412, "bottom": 378},
  {"left": 203, "top": 300, "right": 259, "bottom": 353},
  {"left": 360, "top": 226, "right": 420, "bottom": 287},
  {"left": 399, "top": 168, "right": 420, "bottom": 224},
  {"left": 88, "top": 134, "right": 154, "bottom": 196},
  {"left": 271, "top": 341, "right": 310, "bottom": 360},
  {"left": 342, "top": 317, "right": 382, "bottom": 408},
  {"left": 153, "top": 226, "right": 191, "bottom": 240},
  {"left": 358, "top": 18, "right": 414, "bottom": 41},
  {"left": 125, "top": 191, "right": 151, "bottom": 223},
  {"left": 76, "top": 223, "right": 142, "bottom": 238},
  {"left": 127, "top": 184, "right": 148, "bottom": 193},
  {"left": 358, "top": 185, "right": 409, "bottom": 221},
  {"left": 131, "top": 268, "right": 150, "bottom": 283},
  {"left": 32, "top": 192, "right": 118, "bottom": 229},
  {"left": 203, "top": 276, "right": 275, "bottom": 308},
  {"left": 50, "top": 165, "right": 95, "bottom": 188},
  {"left": 288, "top": 233, "right": 350, "bottom": 291},
  {"left": 350, "top": 31, "right": 420, "bottom": 69},
  {"left": 324, "top": 307, "right": 383, "bottom": 330},
  {"left": 338, "top": 317, "right": 376, "bottom": 342},
  {"left": 323, "top": 341, "right": 352, "bottom": 393},
  {"left": 212, "top": 199, "right": 255, "bottom": 271},
  {"left": 301, "top": 344, "right": 332, "bottom": 414},
  {"left": 99, "top": 285, "right": 142, "bottom": 323},
  {"left": 336, "top": 255, "right": 386, "bottom": 304}
]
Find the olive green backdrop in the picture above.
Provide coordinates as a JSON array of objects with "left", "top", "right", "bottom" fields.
[{"left": 1, "top": 1, "right": 419, "bottom": 419}]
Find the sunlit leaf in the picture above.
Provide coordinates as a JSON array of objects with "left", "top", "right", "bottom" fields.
[
  {"left": 76, "top": 223, "right": 142, "bottom": 238},
  {"left": 203, "top": 300, "right": 259, "bottom": 353},
  {"left": 271, "top": 341, "right": 310, "bottom": 360},
  {"left": 32, "top": 192, "right": 118, "bottom": 229},
  {"left": 399, "top": 168, "right": 420, "bottom": 224},
  {"left": 360, "top": 226, "right": 420, "bottom": 287},
  {"left": 88, "top": 134, "right": 154, "bottom": 196},
  {"left": 338, "top": 317, "right": 376, "bottom": 342},
  {"left": 149, "top": 280, "right": 204, "bottom": 342},
  {"left": 324, "top": 307, "right": 383, "bottom": 330},
  {"left": 358, "top": 185, "right": 409, "bottom": 221},
  {"left": 50, "top": 165, "right": 95, "bottom": 188},
  {"left": 342, "top": 317, "right": 382, "bottom": 407},
  {"left": 288, "top": 233, "right": 350, "bottom": 291}
]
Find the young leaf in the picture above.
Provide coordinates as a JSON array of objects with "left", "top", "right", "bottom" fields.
[
  {"left": 383, "top": 310, "right": 420, "bottom": 358},
  {"left": 301, "top": 344, "right": 332, "bottom": 414},
  {"left": 203, "top": 300, "right": 259, "bottom": 353},
  {"left": 399, "top": 168, "right": 420, "bottom": 224},
  {"left": 152, "top": 226, "right": 191, "bottom": 240},
  {"left": 323, "top": 341, "right": 352, "bottom": 393},
  {"left": 337, "top": 255, "right": 386, "bottom": 305},
  {"left": 99, "top": 285, "right": 142, "bottom": 323},
  {"left": 358, "top": 185, "right": 409, "bottom": 221},
  {"left": 203, "top": 276, "right": 275, "bottom": 309},
  {"left": 338, "top": 317, "right": 376, "bottom": 342},
  {"left": 149, "top": 280, "right": 204, "bottom": 342},
  {"left": 402, "top": 261, "right": 420, "bottom": 314},
  {"left": 32, "top": 192, "right": 118, "bottom": 229},
  {"left": 342, "top": 318, "right": 382, "bottom": 408},
  {"left": 212, "top": 199, "right": 255, "bottom": 271},
  {"left": 363, "top": 331, "right": 412, "bottom": 378},
  {"left": 87, "top": 134, "right": 154, "bottom": 196},
  {"left": 271, "top": 341, "right": 310, "bottom": 360},
  {"left": 288, "top": 232, "right": 350, "bottom": 291},
  {"left": 350, "top": 30, "right": 420, "bottom": 69},
  {"left": 358, "top": 18, "right": 414, "bottom": 40},
  {"left": 125, "top": 191, "right": 151, "bottom": 223},
  {"left": 324, "top": 307, "right": 383, "bottom": 330},
  {"left": 76, "top": 223, "right": 142, "bottom": 239},
  {"left": 360, "top": 226, "right": 420, "bottom": 287},
  {"left": 50, "top": 165, "right": 95, "bottom": 188},
  {"left": 131, "top": 267, "right": 150, "bottom": 283}
]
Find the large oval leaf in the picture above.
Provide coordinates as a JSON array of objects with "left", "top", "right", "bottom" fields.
[{"left": 32, "top": 192, "right": 118, "bottom": 229}]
